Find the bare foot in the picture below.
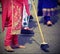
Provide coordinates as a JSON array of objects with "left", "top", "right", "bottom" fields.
[
  {"left": 15, "top": 44, "right": 25, "bottom": 49},
  {"left": 5, "top": 46, "right": 14, "bottom": 52},
  {"left": 47, "top": 21, "right": 52, "bottom": 26},
  {"left": 18, "top": 45, "right": 25, "bottom": 48}
]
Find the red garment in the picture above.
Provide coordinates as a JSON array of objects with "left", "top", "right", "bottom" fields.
[
  {"left": 1, "top": 0, "right": 30, "bottom": 46},
  {"left": 1, "top": 0, "right": 30, "bottom": 33},
  {"left": 4, "top": 27, "right": 18, "bottom": 46}
]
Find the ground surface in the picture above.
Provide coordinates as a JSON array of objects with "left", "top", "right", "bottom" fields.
[{"left": 0, "top": 0, "right": 60, "bottom": 54}]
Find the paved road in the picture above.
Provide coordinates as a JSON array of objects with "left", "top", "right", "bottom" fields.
[{"left": 0, "top": 1, "right": 60, "bottom": 54}]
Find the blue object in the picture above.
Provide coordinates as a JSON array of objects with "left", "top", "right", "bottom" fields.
[
  {"left": 41, "top": 44, "right": 49, "bottom": 52},
  {"left": 30, "top": 15, "right": 33, "bottom": 19},
  {"left": 37, "top": 0, "right": 57, "bottom": 16},
  {"left": 37, "top": 0, "right": 43, "bottom": 16},
  {"left": 44, "top": 16, "right": 51, "bottom": 22}
]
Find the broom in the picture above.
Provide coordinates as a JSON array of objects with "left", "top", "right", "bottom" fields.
[{"left": 32, "top": 0, "right": 49, "bottom": 52}]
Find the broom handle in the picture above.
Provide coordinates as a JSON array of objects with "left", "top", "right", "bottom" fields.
[{"left": 32, "top": 1, "right": 45, "bottom": 43}]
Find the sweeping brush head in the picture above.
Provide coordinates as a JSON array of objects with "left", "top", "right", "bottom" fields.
[{"left": 40, "top": 42, "right": 49, "bottom": 52}]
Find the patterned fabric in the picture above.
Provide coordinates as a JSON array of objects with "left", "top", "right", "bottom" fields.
[
  {"left": 1, "top": 0, "right": 30, "bottom": 34},
  {"left": 11, "top": 0, "right": 23, "bottom": 34}
]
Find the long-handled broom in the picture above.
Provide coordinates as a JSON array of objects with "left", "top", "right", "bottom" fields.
[{"left": 32, "top": 0, "right": 49, "bottom": 52}]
